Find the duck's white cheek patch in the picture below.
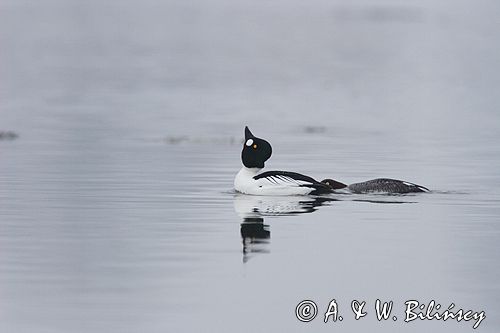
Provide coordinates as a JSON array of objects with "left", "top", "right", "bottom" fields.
[{"left": 245, "top": 139, "right": 254, "bottom": 147}]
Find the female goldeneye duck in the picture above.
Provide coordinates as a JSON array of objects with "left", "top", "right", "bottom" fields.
[{"left": 234, "top": 127, "right": 429, "bottom": 196}]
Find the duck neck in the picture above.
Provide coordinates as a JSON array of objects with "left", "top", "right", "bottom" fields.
[{"left": 238, "top": 166, "right": 262, "bottom": 177}]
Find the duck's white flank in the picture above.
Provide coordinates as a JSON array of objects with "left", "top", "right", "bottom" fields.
[{"left": 234, "top": 167, "right": 313, "bottom": 196}]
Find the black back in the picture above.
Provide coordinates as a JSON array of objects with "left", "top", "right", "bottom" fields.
[{"left": 241, "top": 127, "right": 272, "bottom": 168}]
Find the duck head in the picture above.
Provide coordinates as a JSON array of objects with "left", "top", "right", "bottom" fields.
[{"left": 241, "top": 126, "right": 272, "bottom": 168}]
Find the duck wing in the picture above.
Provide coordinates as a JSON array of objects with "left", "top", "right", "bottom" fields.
[{"left": 254, "top": 171, "right": 333, "bottom": 195}]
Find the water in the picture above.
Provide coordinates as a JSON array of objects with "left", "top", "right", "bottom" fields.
[{"left": 1, "top": 0, "right": 499, "bottom": 332}]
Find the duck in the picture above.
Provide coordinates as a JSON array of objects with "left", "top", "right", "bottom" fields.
[{"left": 234, "top": 127, "right": 429, "bottom": 196}]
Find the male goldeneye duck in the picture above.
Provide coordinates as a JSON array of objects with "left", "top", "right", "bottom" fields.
[
  {"left": 234, "top": 127, "right": 429, "bottom": 196},
  {"left": 234, "top": 127, "right": 335, "bottom": 195}
]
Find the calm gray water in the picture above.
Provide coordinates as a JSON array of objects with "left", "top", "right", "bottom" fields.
[{"left": 1, "top": 0, "right": 499, "bottom": 332}]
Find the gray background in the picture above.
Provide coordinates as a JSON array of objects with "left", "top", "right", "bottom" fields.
[{"left": 1, "top": 0, "right": 499, "bottom": 332}]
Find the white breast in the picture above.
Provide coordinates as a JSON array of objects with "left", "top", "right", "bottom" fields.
[{"left": 234, "top": 167, "right": 314, "bottom": 196}]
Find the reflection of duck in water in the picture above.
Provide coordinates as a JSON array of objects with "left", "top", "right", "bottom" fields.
[
  {"left": 234, "top": 194, "right": 336, "bottom": 263},
  {"left": 234, "top": 193, "right": 337, "bottom": 217},
  {"left": 234, "top": 127, "right": 429, "bottom": 196},
  {"left": 240, "top": 218, "right": 269, "bottom": 263}
]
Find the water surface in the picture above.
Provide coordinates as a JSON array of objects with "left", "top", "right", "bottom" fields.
[{"left": 1, "top": 0, "right": 499, "bottom": 332}]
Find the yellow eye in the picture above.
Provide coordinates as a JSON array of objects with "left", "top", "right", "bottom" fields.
[{"left": 253, "top": 144, "right": 257, "bottom": 149}]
